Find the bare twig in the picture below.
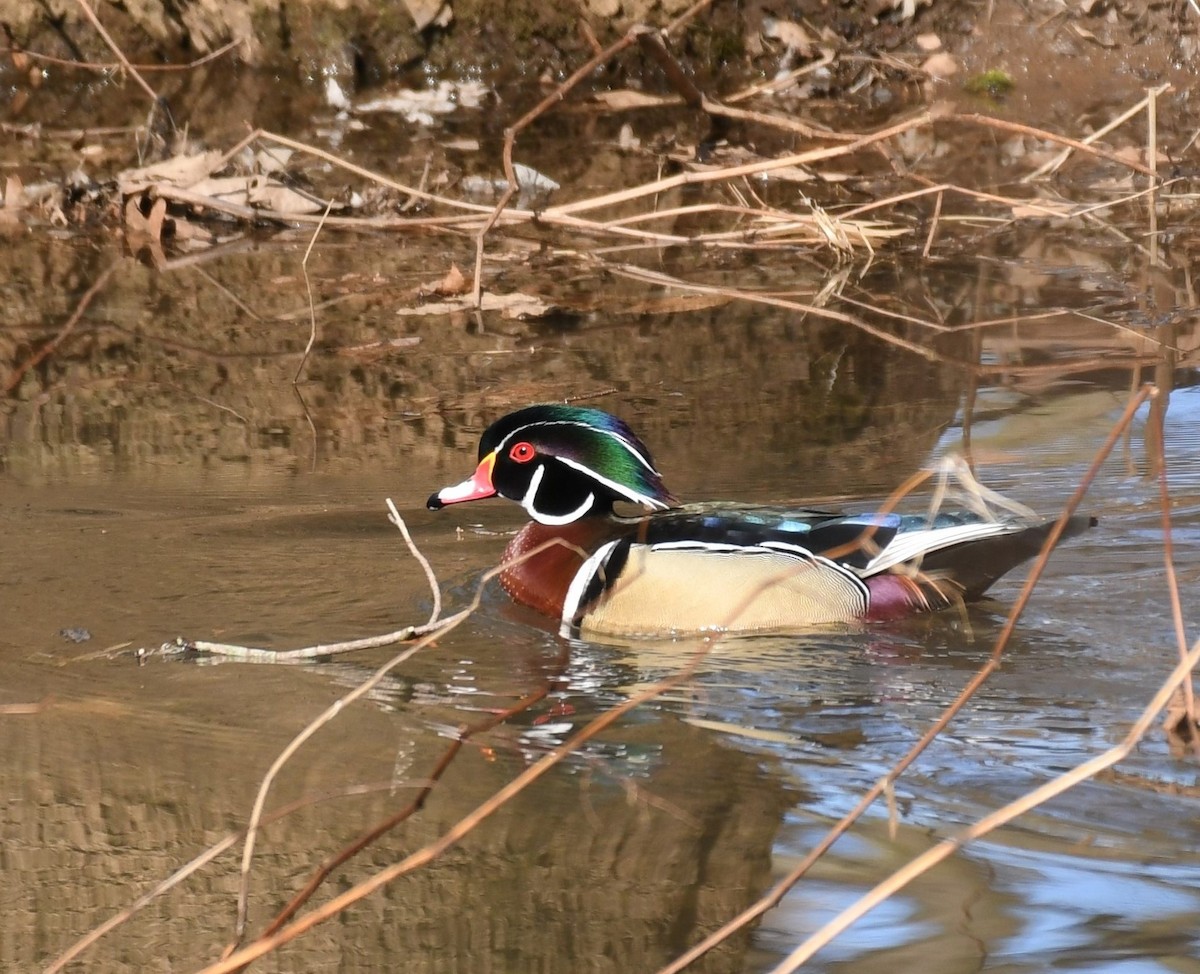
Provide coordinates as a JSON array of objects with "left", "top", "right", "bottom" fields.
[
  {"left": 3, "top": 262, "right": 119, "bottom": 394},
  {"left": 771, "top": 634, "right": 1200, "bottom": 972},
  {"left": 226, "top": 527, "right": 593, "bottom": 942},
  {"left": 1153, "top": 396, "right": 1198, "bottom": 752},
  {"left": 73, "top": 0, "right": 159, "bottom": 105},
  {"left": 3, "top": 38, "right": 240, "bottom": 73},
  {"left": 474, "top": 26, "right": 644, "bottom": 307},
  {"left": 259, "top": 668, "right": 565, "bottom": 936},
  {"left": 949, "top": 112, "right": 1158, "bottom": 178},
  {"left": 1022, "top": 82, "right": 1171, "bottom": 182},
  {"left": 294, "top": 198, "right": 334, "bottom": 383},
  {"left": 386, "top": 499, "right": 441, "bottom": 626},
  {"left": 196, "top": 635, "right": 717, "bottom": 974}
]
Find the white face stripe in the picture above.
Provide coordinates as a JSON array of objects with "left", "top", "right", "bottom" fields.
[
  {"left": 557, "top": 455, "right": 669, "bottom": 510},
  {"left": 522, "top": 462, "right": 596, "bottom": 525},
  {"left": 495, "top": 419, "right": 662, "bottom": 476}
]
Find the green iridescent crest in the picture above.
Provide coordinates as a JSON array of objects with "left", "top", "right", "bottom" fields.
[{"left": 482, "top": 404, "right": 671, "bottom": 507}]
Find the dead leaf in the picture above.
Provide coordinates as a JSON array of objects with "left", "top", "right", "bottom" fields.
[
  {"left": 619, "top": 293, "right": 731, "bottom": 315},
  {"left": 4, "top": 174, "right": 25, "bottom": 210},
  {"left": 1070, "top": 23, "right": 1117, "bottom": 48},
  {"left": 758, "top": 165, "right": 815, "bottom": 183},
  {"left": 245, "top": 176, "right": 327, "bottom": 214},
  {"left": 145, "top": 196, "right": 167, "bottom": 241},
  {"left": 590, "top": 89, "right": 678, "bottom": 110},
  {"left": 397, "top": 290, "right": 555, "bottom": 319},
  {"left": 181, "top": 174, "right": 329, "bottom": 215},
  {"left": 117, "top": 150, "right": 225, "bottom": 194},
  {"left": 761, "top": 18, "right": 813, "bottom": 57},
  {"left": 428, "top": 263, "right": 468, "bottom": 296},
  {"left": 886, "top": 0, "right": 932, "bottom": 19},
  {"left": 512, "top": 163, "right": 559, "bottom": 194},
  {"left": 402, "top": 0, "right": 452, "bottom": 31},
  {"left": 123, "top": 196, "right": 167, "bottom": 266},
  {"left": 921, "top": 52, "right": 959, "bottom": 80},
  {"left": 337, "top": 336, "right": 422, "bottom": 358},
  {"left": 124, "top": 196, "right": 150, "bottom": 234},
  {"left": 355, "top": 80, "right": 487, "bottom": 125},
  {"left": 325, "top": 77, "right": 351, "bottom": 111}
]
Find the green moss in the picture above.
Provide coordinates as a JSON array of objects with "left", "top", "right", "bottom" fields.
[{"left": 964, "top": 69, "right": 1014, "bottom": 98}]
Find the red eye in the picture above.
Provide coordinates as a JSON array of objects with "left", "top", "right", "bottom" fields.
[{"left": 508, "top": 441, "right": 535, "bottom": 463}]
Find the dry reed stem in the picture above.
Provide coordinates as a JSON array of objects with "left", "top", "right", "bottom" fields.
[
  {"left": 703, "top": 94, "right": 856, "bottom": 141},
  {"left": 259, "top": 664, "right": 567, "bottom": 937},
  {"left": 3, "top": 37, "right": 240, "bottom": 73},
  {"left": 229, "top": 624, "right": 442, "bottom": 942},
  {"left": 657, "top": 385, "right": 1154, "bottom": 974},
  {"left": 73, "top": 0, "right": 158, "bottom": 105},
  {"left": 195, "top": 636, "right": 720, "bottom": 974},
  {"left": 387, "top": 499, "right": 441, "bottom": 627},
  {"left": 293, "top": 198, "right": 334, "bottom": 384},
  {"left": 603, "top": 262, "right": 952, "bottom": 363},
  {"left": 921, "top": 188, "right": 943, "bottom": 258},
  {"left": 1148, "top": 85, "right": 1160, "bottom": 269},
  {"left": 549, "top": 110, "right": 937, "bottom": 218},
  {"left": 606, "top": 262, "right": 1171, "bottom": 386},
  {"left": 192, "top": 501, "right": 446, "bottom": 662},
  {"left": 143, "top": 99, "right": 1163, "bottom": 264},
  {"left": 948, "top": 112, "right": 1157, "bottom": 178},
  {"left": 1153, "top": 397, "right": 1198, "bottom": 751},
  {"left": 3, "top": 262, "right": 118, "bottom": 394},
  {"left": 771, "top": 633, "right": 1200, "bottom": 972},
  {"left": 226, "top": 527, "right": 594, "bottom": 944},
  {"left": 1023, "top": 82, "right": 1171, "bottom": 182},
  {"left": 473, "top": 24, "right": 647, "bottom": 305},
  {"left": 725, "top": 51, "right": 838, "bottom": 103}
]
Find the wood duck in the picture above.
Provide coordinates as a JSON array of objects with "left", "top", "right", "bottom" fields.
[{"left": 427, "top": 404, "right": 1094, "bottom": 638}]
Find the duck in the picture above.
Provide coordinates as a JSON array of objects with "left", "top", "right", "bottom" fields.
[{"left": 427, "top": 404, "right": 1094, "bottom": 638}]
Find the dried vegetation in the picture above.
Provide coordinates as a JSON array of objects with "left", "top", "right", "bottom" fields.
[{"left": 6, "top": 0, "right": 1200, "bottom": 970}]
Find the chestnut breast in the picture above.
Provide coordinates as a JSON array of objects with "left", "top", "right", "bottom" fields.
[{"left": 499, "top": 519, "right": 625, "bottom": 619}]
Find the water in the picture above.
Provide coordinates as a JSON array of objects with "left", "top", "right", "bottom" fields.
[{"left": 4, "top": 77, "right": 1200, "bottom": 974}]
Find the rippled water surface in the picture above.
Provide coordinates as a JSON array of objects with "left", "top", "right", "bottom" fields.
[{"left": 4, "top": 83, "right": 1200, "bottom": 974}]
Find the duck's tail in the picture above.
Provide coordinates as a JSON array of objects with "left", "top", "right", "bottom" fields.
[{"left": 862, "top": 514, "right": 1096, "bottom": 616}]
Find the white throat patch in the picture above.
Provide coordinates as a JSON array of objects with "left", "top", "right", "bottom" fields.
[{"left": 522, "top": 463, "right": 595, "bottom": 525}]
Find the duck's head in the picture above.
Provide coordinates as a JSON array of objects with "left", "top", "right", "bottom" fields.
[{"left": 427, "top": 404, "right": 674, "bottom": 525}]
